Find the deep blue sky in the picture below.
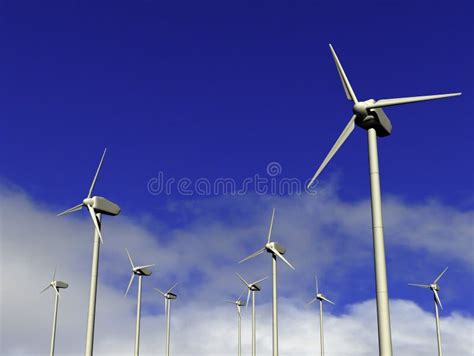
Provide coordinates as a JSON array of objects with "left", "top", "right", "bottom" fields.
[{"left": 1, "top": 0, "right": 473, "bottom": 317}]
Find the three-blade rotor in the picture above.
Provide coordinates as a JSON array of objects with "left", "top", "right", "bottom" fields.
[
  {"left": 236, "top": 272, "right": 268, "bottom": 308},
  {"left": 409, "top": 267, "right": 448, "bottom": 309},
  {"left": 41, "top": 268, "right": 68, "bottom": 297},
  {"left": 155, "top": 283, "right": 178, "bottom": 314},
  {"left": 124, "top": 248, "right": 155, "bottom": 296},
  {"left": 307, "top": 275, "right": 335, "bottom": 306}
]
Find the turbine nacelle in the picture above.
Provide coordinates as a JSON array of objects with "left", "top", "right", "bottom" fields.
[
  {"left": 165, "top": 292, "right": 177, "bottom": 300},
  {"left": 133, "top": 266, "right": 153, "bottom": 276},
  {"left": 265, "top": 241, "right": 286, "bottom": 255},
  {"left": 249, "top": 283, "right": 262, "bottom": 292},
  {"left": 353, "top": 99, "right": 393, "bottom": 137},
  {"left": 82, "top": 196, "right": 121, "bottom": 216},
  {"left": 53, "top": 281, "right": 69, "bottom": 289},
  {"left": 430, "top": 283, "right": 440, "bottom": 292}
]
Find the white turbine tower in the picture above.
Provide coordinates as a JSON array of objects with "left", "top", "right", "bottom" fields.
[
  {"left": 307, "top": 276, "right": 335, "bottom": 356},
  {"left": 239, "top": 208, "right": 295, "bottom": 356},
  {"left": 58, "top": 148, "right": 120, "bottom": 356},
  {"left": 236, "top": 273, "right": 268, "bottom": 356},
  {"left": 307, "top": 44, "right": 461, "bottom": 356},
  {"left": 225, "top": 291, "right": 246, "bottom": 356},
  {"left": 124, "top": 248, "right": 154, "bottom": 356},
  {"left": 154, "top": 283, "right": 178, "bottom": 356},
  {"left": 41, "top": 269, "right": 69, "bottom": 356},
  {"left": 409, "top": 267, "right": 448, "bottom": 356}
]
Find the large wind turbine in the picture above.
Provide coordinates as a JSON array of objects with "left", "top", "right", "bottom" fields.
[
  {"left": 239, "top": 208, "right": 295, "bottom": 356},
  {"left": 154, "top": 283, "right": 178, "bottom": 356},
  {"left": 225, "top": 291, "right": 246, "bottom": 356},
  {"left": 236, "top": 273, "right": 268, "bottom": 356},
  {"left": 307, "top": 44, "right": 461, "bottom": 356},
  {"left": 124, "top": 248, "right": 154, "bottom": 356},
  {"left": 307, "top": 276, "right": 335, "bottom": 356},
  {"left": 409, "top": 267, "right": 448, "bottom": 356},
  {"left": 41, "top": 269, "right": 68, "bottom": 356},
  {"left": 58, "top": 148, "right": 120, "bottom": 356}
]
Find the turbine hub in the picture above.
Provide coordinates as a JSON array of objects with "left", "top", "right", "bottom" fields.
[{"left": 83, "top": 197, "right": 94, "bottom": 206}]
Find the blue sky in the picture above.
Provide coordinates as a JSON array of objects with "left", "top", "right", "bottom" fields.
[{"left": 1, "top": 0, "right": 473, "bottom": 354}]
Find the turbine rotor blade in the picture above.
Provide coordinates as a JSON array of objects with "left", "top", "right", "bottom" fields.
[
  {"left": 57, "top": 203, "right": 83, "bottom": 217},
  {"left": 433, "top": 290, "right": 443, "bottom": 310},
  {"left": 315, "top": 275, "right": 319, "bottom": 294},
  {"left": 271, "top": 248, "right": 295, "bottom": 270},
  {"left": 53, "top": 285, "right": 60, "bottom": 298},
  {"left": 329, "top": 44, "right": 358, "bottom": 102},
  {"left": 52, "top": 267, "right": 57, "bottom": 282},
  {"left": 154, "top": 288, "right": 166, "bottom": 297},
  {"left": 167, "top": 282, "right": 179, "bottom": 294},
  {"left": 40, "top": 285, "right": 51, "bottom": 294},
  {"left": 251, "top": 276, "right": 269, "bottom": 285},
  {"left": 267, "top": 208, "right": 276, "bottom": 244},
  {"left": 238, "top": 290, "right": 245, "bottom": 302},
  {"left": 433, "top": 267, "right": 449, "bottom": 284},
  {"left": 246, "top": 290, "right": 251, "bottom": 310},
  {"left": 308, "top": 115, "right": 356, "bottom": 188},
  {"left": 321, "top": 295, "right": 335, "bottom": 305},
  {"left": 367, "top": 93, "right": 461, "bottom": 110},
  {"left": 125, "top": 249, "right": 135, "bottom": 269},
  {"left": 87, "top": 206, "right": 103, "bottom": 244},
  {"left": 239, "top": 248, "right": 265, "bottom": 264},
  {"left": 408, "top": 283, "right": 430, "bottom": 288},
  {"left": 124, "top": 274, "right": 135, "bottom": 296},
  {"left": 88, "top": 148, "right": 107, "bottom": 198},
  {"left": 307, "top": 297, "right": 318, "bottom": 306},
  {"left": 235, "top": 272, "right": 250, "bottom": 287}
]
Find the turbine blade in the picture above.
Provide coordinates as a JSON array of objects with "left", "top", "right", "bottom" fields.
[
  {"left": 239, "top": 248, "right": 265, "bottom": 264},
  {"left": 315, "top": 275, "right": 319, "bottom": 294},
  {"left": 322, "top": 295, "right": 335, "bottom": 305},
  {"left": 87, "top": 206, "right": 103, "bottom": 244},
  {"left": 136, "top": 264, "right": 155, "bottom": 270},
  {"left": 124, "top": 273, "right": 135, "bottom": 296},
  {"left": 225, "top": 300, "right": 236, "bottom": 304},
  {"left": 40, "top": 285, "right": 51, "bottom": 294},
  {"left": 154, "top": 288, "right": 166, "bottom": 297},
  {"left": 164, "top": 299, "right": 168, "bottom": 314},
  {"left": 251, "top": 276, "right": 269, "bottom": 285},
  {"left": 433, "top": 267, "right": 449, "bottom": 284},
  {"left": 53, "top": 285, "right": 60, "bottom": 298},
  {"left": 57, "top": 203, "right": 83, "bottom": 217},
  {"left": 433, "top": 290, "right": 443, "bottom": 310},
  {"left": 167, "top": 282, "right": 179, "bottom": 294},
  {"left": 408, "top": 283, "right": 430, "bottom": 288},
  {"left": 329, "top": 44, "right": 358, "bottom": 102},
  {"left": 246, "top": 290, "right": 251, "bottom": 310},
  {"left": 267, "top": 208, "right": 276, "bottom": 244},
  {"left": 271, "top": 248, "right": 295, "bottom": 270},
  {"left": 368, "top": 93, "right": 461, "bottom": 109},
  {"left": 306, "top": 297, "right": 318, "bottom": 307},
  {"left": 125, "top": 248, "right": 135, "bottom": 269},
  {"left": 52, "top": 267, "right": 57, "bottom": 283},
  {"left": 88, "top": 148, "right": 107, "bottom": 198},
  {"left": 235, "top": 272, "right": 250, "bottom": 287},
  {"left": 307, "top": 115, "right": 356, "bottom": 188},
  {"left": 238, "top": 290, "right": 245, "bottom": 302}
]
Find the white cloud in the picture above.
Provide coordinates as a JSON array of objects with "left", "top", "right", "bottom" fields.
[{"left": 0, "top": 183, "right": 473, "bottom": 355}]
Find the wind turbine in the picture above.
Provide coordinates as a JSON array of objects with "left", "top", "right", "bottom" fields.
[
  {"left": 307, "top": 44, "right": 461, "bottom": 356},
  {"left": 58, "top": 148, "right": 120, "bottom": 356},
  {"left": 236, "top": 273, "right": 268, "bottom": 356},
  {"left": 239, "top": 208, "right": 295, "bottom": 356},
  {"left": 409, "top": 267, "right": 448, "bottom": 356},
  {"left": 225, "top": 291, "right": 246, "bottom": 356},
  {"left": 307, "top": 276, "right": 335, "bottom": 356},
  {"left": 41, "top": 268, "right": 68, "bottom": 356},
  {"left": 154, "top": 283, "right": 178, "bottom": 356},
  {"left": 124, "top": 248, "right": 154, "bottom": 356}
]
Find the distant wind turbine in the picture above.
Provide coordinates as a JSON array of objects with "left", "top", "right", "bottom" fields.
[
  {"left": 307, "top": 276, "right": 335, "bottom": 356},
  {"left": 41, "top": 268, "right": 68, "bottom": 356},
  {"left": 124, "top": 249, "right": 154, "bottom": 356},
  {"left": 225, "top": 291, "right": 246, "bottom": 356},
  {"left": 58, "top": 148, "right": 120, "bottom": 356},
  {"left": 236, "top": 273, "right": 268, "bottom": 356},
  {"left": 239, "top": 208, "right": 295, "bottom": 356},
  {"left": 155, "top": 283, "right": 179, "bottom": 356},
  {"left": 307, "top": 44, "right": 461, "bottom": 356},
  {"left": 409, "top": 267, "right": 448, "bottom": 356}
]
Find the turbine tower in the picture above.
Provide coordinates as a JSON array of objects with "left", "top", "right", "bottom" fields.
[
  {"left": 307, "top": 44, "right": 461, "bottom": 356},
  {"left": 41, "top": 268, "right": 69, "bottom": 356},
  {"left": 409, "top": 267, "right": 448, "bottom": 356},
  {"left": 225, "top": 291, "right": 246, "bottom": 356},
  {"left": 58, "top": 148, "right": 120, "bottom": 356},
  {"left": 239, "top": 208, "right": 295, "bottom": 356},
  {"left": 154, "top": 283, "right": 179, "bottom": 356},
  {"left": 124, "top": 249, "right": 154, "bottom": 356},
  {"left": 236, "top": 272, "right": 268, "bottom": 356},
  {"left": 307, "top": 276, "right": 335, "bottom": 356}
]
